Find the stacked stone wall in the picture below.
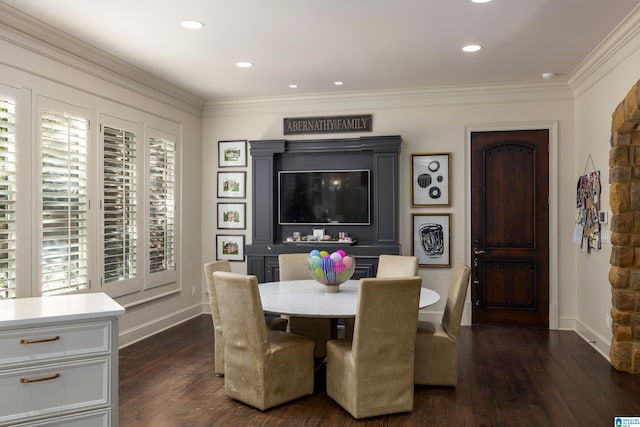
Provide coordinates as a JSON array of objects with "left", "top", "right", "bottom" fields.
[{"left": 609, "top": 80, "right": 640, "bottom": 373}]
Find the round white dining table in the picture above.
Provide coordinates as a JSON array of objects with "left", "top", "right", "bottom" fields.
[{"left": 258, "top": 279, "right": 440, "bottom": 318}]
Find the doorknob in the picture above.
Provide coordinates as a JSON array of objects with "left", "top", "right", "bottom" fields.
[{"left": 473, "top": 248, "right": 486, "bottom": 255}]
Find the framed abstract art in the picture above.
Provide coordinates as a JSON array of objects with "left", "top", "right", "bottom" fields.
[
  {"left": 411, "top": 213, "right": 451, "bottom": 267},
  {"left": 411, "top": 153, "right": 451, "bottom": 207}
]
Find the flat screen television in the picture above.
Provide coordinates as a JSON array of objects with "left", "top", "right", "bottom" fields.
[{"left": 278, "top": 169, "right": 370, "bottom": 225}]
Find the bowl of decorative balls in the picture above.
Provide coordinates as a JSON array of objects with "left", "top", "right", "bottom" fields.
[{"left": 308, "top": 249, "right": 355, "bottom": 292}]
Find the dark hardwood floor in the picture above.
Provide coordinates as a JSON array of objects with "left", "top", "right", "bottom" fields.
[{"left": 119, "top": 315, "right": 640, "bottom": 426}]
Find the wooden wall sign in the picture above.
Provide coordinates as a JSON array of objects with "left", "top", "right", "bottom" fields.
[{"left": 283, "top": 114, "right": 372, "bottom": 135}]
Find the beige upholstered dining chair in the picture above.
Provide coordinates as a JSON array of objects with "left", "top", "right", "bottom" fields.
[
  {"left": 204, "top": 260, "right": 287, "bottom": 376},
  {"left": 376, "top": 254, "right": 419, "bottom": 278},
  {"left": 414, "top": 263, "right": 471, "bottom": 386},
  {"left": 278, "top": 253, "right": 333, "bottom": 358},
  {"left": 344, "top": 254, "right": 419, "bottom": 339},
  {"left": 326, "top": 276, "right": 422, "bottom": 419},
  {"left": 212, "top": 271, "right": 314, "bottom": 410}
]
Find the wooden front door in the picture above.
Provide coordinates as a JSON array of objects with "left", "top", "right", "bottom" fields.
[{"left": 470, "top": 130, "right": 549, "bottom": 327}]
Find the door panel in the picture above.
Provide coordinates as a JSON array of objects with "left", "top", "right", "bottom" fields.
[{"left": 471, "top": 130, "right": 549, "bottom": 327}]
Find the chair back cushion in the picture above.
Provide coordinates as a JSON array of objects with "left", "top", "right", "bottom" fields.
[
  {"left": 353, "top": 277, "right": 422, "bottom": 364},
  {"left": 204, "top": 260, "right": 231, "bottom": 374},
  {"left": 441, "top": 263, "right": 471, "bottom": 338},
  {"left": 376, "top": 255, "right": 418, "bottom": 278},
  {"left": 213, "top": 271, "right": 315, "bottom": 410},
  {"left": 278, "top": 253, "right": 311, "bottom": 281},
  {"left": 329, "top": 276, "right": 421, "bottom": 418},
  {"left": 204, "top": 260, "right": 231, "bottom": 332},
  {"left": 212, "top": 272, "right": 270, "bottom": 367},
  {"left": 279, "top": 252, "right": 332, "bottom": 358}
]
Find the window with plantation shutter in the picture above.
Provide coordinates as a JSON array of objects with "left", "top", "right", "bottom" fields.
[
  {"left": 0, "top": 97, "right": 16, "bottom": 299},
  {"left": 147, "top": 133, "right": 176, "bottom": 286},
  {"left": 103, "top": 124, "right": 138, "bottom": 293},
  {"left": 40, "top": 108, "right": 89, "bottom": 296},
  {"left": 0, "top": 86, "right": 183, "bottom": 301}
]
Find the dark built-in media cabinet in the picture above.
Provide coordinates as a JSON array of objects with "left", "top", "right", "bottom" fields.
[{"left": 246, "top": 135, "right": 402, "bottom": 283}]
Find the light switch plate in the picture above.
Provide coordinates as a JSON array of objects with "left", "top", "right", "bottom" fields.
[{"left": 599, "top": 210, "right": 608, "bottom": 224}]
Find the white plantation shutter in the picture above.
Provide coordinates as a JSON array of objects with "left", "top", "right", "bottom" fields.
[
  {"left": 103, "top": 125, "right": 138, "bottom": 286},
  {"left": 40, "top": 109, "right": 89, "bottom": 296},
  {"left": 0, "top": 92, "right": 182, "bottom": 300},
  {"left": 147, "top": 134, "right": 176, "bottom": 284},
  {"left": 0, "top": 97, "right": 16, "bottom": 299}
]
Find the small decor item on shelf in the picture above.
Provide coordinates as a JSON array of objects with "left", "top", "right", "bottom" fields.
[
  {"left": 308, "top": 249, "right": 355, "bottom": 292},
  {"left": 338, "top": 232, "right": 352, "bottom": 243}
]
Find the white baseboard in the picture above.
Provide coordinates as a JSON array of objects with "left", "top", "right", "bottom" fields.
[
  {"left": 418, "top": 310, "right": 442, "bottom": 323},
  {"left": 118, "top": 303, "right": 203, "bottom": 349},
  {"left": 557, "top": 316, "right": 576, "bottom": 330},
  {"left": 574, "top": 319, "right": 611, "bottom": 362},
  {"left": 202, "top": 303, "right": 212, "bottom": 315}
]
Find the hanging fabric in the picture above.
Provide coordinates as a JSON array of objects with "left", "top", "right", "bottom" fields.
[{"left": 574, "top": 154, "right": 601, "bottom": 252}]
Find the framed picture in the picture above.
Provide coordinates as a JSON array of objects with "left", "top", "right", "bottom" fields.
[
  {"left": 411, "top": 153, "right": 451, "bottom": 206},
  {"left": 217, "top": 171, "right": 246, "bottom": 198},
  {"left": 218, "top": 140, "right": 247, "bottom": 167},
  {"left": 216, "top": 234, "right": 245, "bottom": 261},
  {"left": 412, "top": 213, "right": 451, "bottom": 268},
  {"left": 312, "top": 228, "right": 325, "bottom": 239},
  {"left": 217, "top": 202, "right": 246, "bottom": 229}
]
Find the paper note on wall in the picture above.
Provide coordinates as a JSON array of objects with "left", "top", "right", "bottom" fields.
[{"left": 573, "top": 223, "right": 584, "bottom": 246}]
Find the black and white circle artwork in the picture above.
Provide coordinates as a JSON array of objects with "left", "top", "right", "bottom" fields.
[{"left": 413, "top": 154, "right": 449, "bottom": 205}]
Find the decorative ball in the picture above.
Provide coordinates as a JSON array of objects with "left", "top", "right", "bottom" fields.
[
  {"left": 308, "top": 249, "right": 356, "bottom": 286},
  {"left": 342, "top": 256, "right": 353, "bottom": 270},
  {"left": 308, "top": 255, "right": 321, "bottom": 270}
]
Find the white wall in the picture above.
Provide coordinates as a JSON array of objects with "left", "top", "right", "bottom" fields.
[
  {"left": 5, "top": 1, "right": 640, "bottom": 355},
  {"left": 201, "top": 7, "right": 640, "bottom": 357},
  {"left": 572, "top": 7, "right": 640, "bottom": 357},
  {"left": 202, "top": 87, "right": 577, "bottom": 327},
  {"left": 0, "top": 9, "right": 205, "bottom": 347}
]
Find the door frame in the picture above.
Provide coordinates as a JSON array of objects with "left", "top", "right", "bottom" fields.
[{"left": 464, "top": 121, "right": 559, "bottom": 329}]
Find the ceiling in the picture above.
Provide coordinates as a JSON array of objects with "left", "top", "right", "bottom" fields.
[{"left": 3, "top": 0, "right": 639, "bottom": 101}]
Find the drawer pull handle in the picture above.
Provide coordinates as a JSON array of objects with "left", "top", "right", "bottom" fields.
[
  {"left": 20, "top": 373, "right": 60, "bottom": 383},
  {"left": 20, "top": 336, "right": 60, "bottom": 344}
]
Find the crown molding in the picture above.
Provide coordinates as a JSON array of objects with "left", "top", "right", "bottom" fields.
[
  {"left": 203, "top": 81, "right": 574, "bottom": 117},
  {"left": 569, "top": 4, "right": 640, "bottom": 98},
  {"left": 0, "top": 2, "right": 204, "bottom": 116}
]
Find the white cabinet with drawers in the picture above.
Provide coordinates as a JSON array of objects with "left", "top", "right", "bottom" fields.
[{"left": 0, "top": 293, "right": 125, "bottom": 426}]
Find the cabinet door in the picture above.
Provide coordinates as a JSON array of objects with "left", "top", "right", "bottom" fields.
[
  {"left": 265, "top": 256, "right": 280, "bottom": 282},
  {"left": 352, "top": 257, "right": 377, "bottom": 279},
  {"left": 247, "top": 256, "right": 265, "bottom": 283}
]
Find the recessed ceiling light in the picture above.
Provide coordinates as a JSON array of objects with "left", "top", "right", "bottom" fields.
[
  {"left": 471, "top": 0, "right": 492, "bottom": 3},
  {"left": 542, "top": 72, "right": 556, "bottom": 80},
  {"left": 289, "top": 84, "right": 298, "bottom": 89},
  {"left": 235, "top": 62, "right": 253, "bottom": 68},
  {"left": 462, "top": 44, "right": 482, "bottom": 53},
  {"left": 334, "top": 81, "right": 344, "bottom": 86},
  {"left": 181, "top": 20, "right": 204, "bottom": 29}
]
